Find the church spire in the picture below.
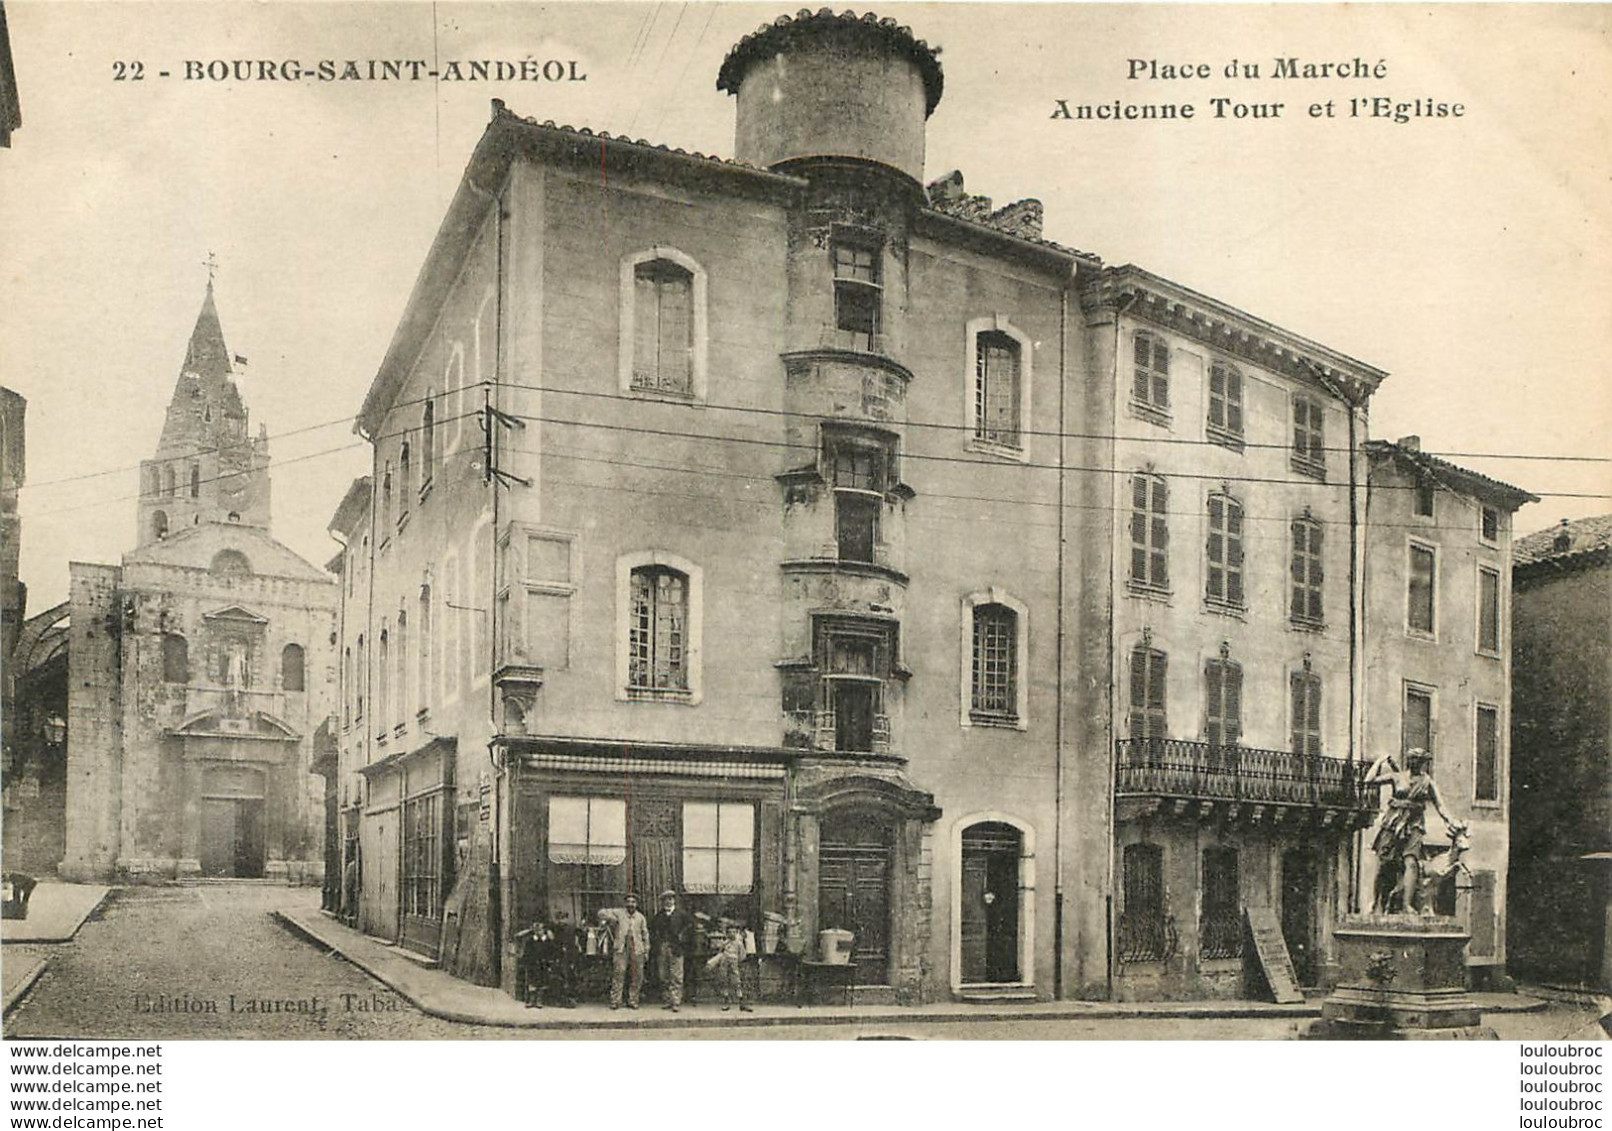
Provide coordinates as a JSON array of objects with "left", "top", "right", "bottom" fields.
[{"left": 135, "top": 277, "right": 271, "bottom": 549}]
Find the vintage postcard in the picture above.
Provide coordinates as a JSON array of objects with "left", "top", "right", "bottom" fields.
[{"left": 2, "top": 2, "right": 1608, "bottom": 1067}]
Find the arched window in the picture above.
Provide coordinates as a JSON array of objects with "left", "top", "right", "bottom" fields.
[
  {"left": 162, "top": 633, "right": 189, "bottom": 683},
  {"left": 418, "top": 582, "right": 432, "bottom": 714},
  {"left": 628, "top": 566, "right": 688, "bottom": 693},
  {"left": 974, "top": 331, "right": 1021, "bottom": 448},
  {"left": 397, "top": 442, "right": 411, "bottom": 527},
  {"left": 377, "top": 623, "right": 390, "bottom": 733},
  {"left": 162, "top": 465, "right": 176, "bottom": 498},
  {"left": 394, "top": 609, "right": 408, "bottom": 726},
  {"left": 632, "top": 259, "right": 694, "bottom": 394},
  {"left": 152, "top": 510, "right": 169, "bottom": 540},
  {"left": 619, "top": 248, "right": 707, "bottom": 401},
  {"left": 421, "top": 396, "right": 436, "bottom": 491},
  {"left": 1206, "top": 491, "right": 1245, "bottom": 607},
  {"left": 189, "top": 464, "right": 201, "bottom": 498},
  {"left": 354, "top": 634, "right": 365, "bottom": 722},
  {"left": 210, "top": 550, "right": 252, "bottom": 578},
  {"left": 281, "top": 643, "right": 306, "bottom": 692},
  {"left": 343, "top": 646, "right": 352, "bottom": 725},
  {"left": 379, "top": 464, "right": 393, "bottom": 540},
  {"left": 144, "top": 465, "right": 160, "bottom": 497}
]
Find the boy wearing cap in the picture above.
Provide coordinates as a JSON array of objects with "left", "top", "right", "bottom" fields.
[{"left": 650, "top": 889, "right": 695, "bottom": 1011}]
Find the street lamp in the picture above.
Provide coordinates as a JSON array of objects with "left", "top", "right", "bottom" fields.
[{"left": 41, "top": 715, "right": 65, "bottom": 746}]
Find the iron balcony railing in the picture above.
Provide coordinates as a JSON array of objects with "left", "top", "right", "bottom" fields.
[{"left": 1115, "top": 737, "right": 1369, "bottom": 810}]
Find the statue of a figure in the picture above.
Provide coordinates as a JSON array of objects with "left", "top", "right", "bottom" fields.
[
  {"left": 1366, "top": 748, "right": 1467, "bottom": 914},
  {"left": 226, "top": 642, "right": 249, "bottom": 705}
]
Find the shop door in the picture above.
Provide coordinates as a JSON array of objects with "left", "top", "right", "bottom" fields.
[
  {"left": 361, "top": 811, "right": 400, "bottom": 941},
  {"left": 200, "top": 798, "right": 266, "bottom": 878},
  {"left": 818, "top": 811, "right": 893, "bottom": 982},
  {"left": 1280, "top": 848, "right": 1318, "bottom": 986},
  {"left": 961, "top": 823, "right": 1022, "bottom": 983}
]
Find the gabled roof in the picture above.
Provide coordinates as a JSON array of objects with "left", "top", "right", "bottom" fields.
[
  {"left": 123, "top": 520, "right": 331, "bottom": 583},
  {"left": 1365, "top": 440, "right": 1539, "bottom": 511}
]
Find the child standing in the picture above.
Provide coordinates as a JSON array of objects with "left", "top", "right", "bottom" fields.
[{"left": 705, "top": 920, "right": 754, "bottom": 1012}]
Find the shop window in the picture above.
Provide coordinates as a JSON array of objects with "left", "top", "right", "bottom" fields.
[
  {"left": 1207, "top": 361, "right": 1244, "bottom": 448},
  {"left": 632, "top": 258, "right": 694, "bottom": 395},
  {"left": 1204, "top": 650, "right": 1242, "bottom": 749},
  {"left": 1290, "top": 668, "right": 1323, "bottom": 759},
  {"left": 548, "top": 796, "right": 628, "bottom": 920},
  {"left": 1478, "top": 566, "right": 1501, "bottom": 654},
  {"left": 1292, "top": 396, "right": 1326, "bottom": 477},
  {"left": 1128, "top": 645, "right": 1167, "bottom": 742},
  {"left": 628, "top": 566, "right": 688, "bottom": 696},
  {"left": 1132, "top": 332, "right": 1170, "bottom": 417},
  {"left": 1129, "top": 473, "right": 1170, "bottom": 592},
  {"left": 1120, "top": 843, "right": 1168, "bottom": 963},
  {"left": 1475, "top": 704, "right": 1500, "bottom": 802},
  {"left": 162, "top": 633, "right": 189, "bottom": 684},
  {"left": 1205, "top": 491, "right": 1244, "bottom": 608},
  {"left": 401, "top": 791, "right": 445, "bottom": 920},
  {"left": 1200, "top": 848, "right": 1241, "bottom": 960},
  {"left": 1408, "top": 542, "right": 1437, "bottom": 635},
  {"left": 970, "top": 603, "right": 1018, "bottom": 724},
  {"left": 974, "top": 331, "right": 1021, "bottom": 448},
  {"left": 281, "top": 643, "right": 305, "bottom": 692},
  {"left": 681, "top": 802, "right": 755, "bottom": 894},
  {"left": 1290, "top": 516, "right": 1325, "bottom": 625},
  {"left": 832, "top": 235, "right": 881, "bottom": 351}
]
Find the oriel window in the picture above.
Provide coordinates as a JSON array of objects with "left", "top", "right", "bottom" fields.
[{"left": 832, "top": 237, "right": 881, "bottom": 351}]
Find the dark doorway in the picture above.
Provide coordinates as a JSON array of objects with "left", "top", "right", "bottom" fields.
[
  {"left": 818, "top": 810, "right": 894, "bottom": 983},
  {"left": 1280, "top": 847, "right": 1318, "bottom": 986},
  {"left": 201, "top": 798, "right": 266, "bottom": 878},
  {"left": 961, "top": 822, "right": 1021, "bottom": 983}
]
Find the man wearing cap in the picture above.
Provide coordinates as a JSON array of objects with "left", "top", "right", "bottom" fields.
[{"left": 650, "top": 889, "right": 695, "bottom": 1011}]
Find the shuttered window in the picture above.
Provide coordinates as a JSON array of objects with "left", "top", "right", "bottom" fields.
[
  {"left": 1292, "top": 396, "right": 1326, "bottom": 473},
  {"left": 1129, "top": 646, "right": 1168, "bottom": 740},
  {"left": 1206, "top": 493, "right": 1245, "bottom": 607},
  {"left": 1207, "top": 361, "right": 1244, "bottom": 444},
  {"left": 1290, "top": 670, "right": 1323, "bottom": 758},
  {"left": 1291, "top": 517, "right": 1325, "bottom": 624},
  {"left": 1132, "top": 333, "right": 1169, "bottom": 411},
  {"left": 1478, "top": 567, "right": 1501, "bottom": 653},
  {"left": 1205, "top": 658, "right": 1242, "bottom": 748},
  {"left": 1408, "top": 544, "right": 1436, "bottom": 634},
  {"left": 1130, "top": 473, "right": 1170, "bottom": 590},
  {"left": 633, "top": 259, "right": 694, "bottom": 395},
  {"left": 1475, "top": 705, "right": 1500, "bottom": 802}
]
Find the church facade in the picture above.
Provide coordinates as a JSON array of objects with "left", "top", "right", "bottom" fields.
[{"left": 61, "top": 285, "right": 335, "bottom": 882}]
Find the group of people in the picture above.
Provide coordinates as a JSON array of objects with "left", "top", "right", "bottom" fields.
[{"left": 517, "top": 891, "right": 752, "bottom": 1012}]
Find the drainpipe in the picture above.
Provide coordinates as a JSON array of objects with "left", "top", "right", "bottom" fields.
[
  {"left": 1054, "top": 271, "right": 1069, "bottom": 1000},
  {"left": 1105, "top": 291, "right": 1137, "bottom": 1002}
]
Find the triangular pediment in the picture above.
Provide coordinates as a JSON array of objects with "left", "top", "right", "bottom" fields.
[
  {"left": 171, "top": 707, "right": 299, "bottom": 742},
  {"left": 203, "top": 604, "right": 269, "bottom": 625}
]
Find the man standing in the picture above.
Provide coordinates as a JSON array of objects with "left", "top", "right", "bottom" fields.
[
  {"left": 598, "top": 894, "right": 650, "bottom": 1010},
  {"left": 650, "top": 890, "right": 695, "bottom": 1012}
]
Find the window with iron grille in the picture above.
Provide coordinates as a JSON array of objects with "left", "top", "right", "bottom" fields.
[
  {"left": 632, "top": 259, "right": 694, "bottom": 395},
  {"left": 682, "top": 802, "right": 756, "bottom": 894},
  {"left": 629, "top": 567, "right": 688, "bottom": 694},
  {"left": 970, "top": 603, "right": 1018, "bottom": 724},
  {"left": 1207, "top": 361, "right": 1244, "bottom": 447},
  {"left": 1206, "top": 492, "right": 1245, "bottom": 607},
  {"left": 1132, "top": 332, "right": 1169, "bottom": 414},
  {"left": 1129, "top": 646, "right": 1168, "bottom": 740},
  {"left": 832, "top": 238, "right": 881, "bottom": 351},
  {"left": 1408, "top": 543, "right": 1436, "bottom": 635},
  {"left": 1475, "top": 704, "right": 1500, "bottom": 802},
  {"left": 1120, "top": 843, "right": 1168, "bottom": 963},
  {"left": 1290, "top": 669, "right": 1323, "bottom": 759},
  {"left": 1290, "top": 516, "right": 1325, "bottom": 625},
  {"left": 1292, "top": 396, "right": 1326, "bottom": 475},
  {"left": 1129, "top": 473, "right": 1170, "bottom": 591},
  {"left": 401, "top": 791, "right": 444, "bottom": 919},
  {"left": 1204, "top": 656, "right": 1242, "bottom": 748},
  {"left": 1478, "top": 566, "right": 1501, "bottom": 654},
  {"left": 1200, "top": 847, "right": 1242, "bottom": 959},
  {"left": 974, "top": 331, "right": 1022, "bottom": 448}
]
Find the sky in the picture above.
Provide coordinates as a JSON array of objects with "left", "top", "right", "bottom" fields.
[{"left": 3, "top": 2, "right": 1609, "bottom": 610}]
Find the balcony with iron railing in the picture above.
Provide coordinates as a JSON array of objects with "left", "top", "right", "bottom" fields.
[{"left": 1115, "top": 737, "right": 1373, "bottom": 826}]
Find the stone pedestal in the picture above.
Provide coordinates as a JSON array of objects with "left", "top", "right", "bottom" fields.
[{"left": 1304, "top": 914, "right": 1497, "bottom": 1040}]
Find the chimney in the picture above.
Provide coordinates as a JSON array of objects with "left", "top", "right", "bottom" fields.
[
  {"left": 1397, "top": 435, "right": 1421, "bottom": 453},
  {"left": 1553, "top": 519, "right": 1572, "bottom": 554}
]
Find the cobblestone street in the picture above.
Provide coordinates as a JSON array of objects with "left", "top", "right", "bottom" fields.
[{"left": 4, "top": 885, "right": 1600, "bottom": 1041}]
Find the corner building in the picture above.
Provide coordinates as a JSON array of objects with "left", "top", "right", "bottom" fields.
[{"left": 338, "top": 11, "right": 1500, "bottom": 1003}]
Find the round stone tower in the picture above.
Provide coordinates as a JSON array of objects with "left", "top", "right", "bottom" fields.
[{"left": 717, "top": 9, "right": 944, "bottom": 184}]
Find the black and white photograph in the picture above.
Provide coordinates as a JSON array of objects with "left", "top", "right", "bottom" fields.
[{"left": 1, "top": 0, "right": 1609, "bottom": 1110}]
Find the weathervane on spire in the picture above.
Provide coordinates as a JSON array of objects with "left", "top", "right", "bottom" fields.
[{"left": 203, "top": 251, "right": 218, "bottom": 286}]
